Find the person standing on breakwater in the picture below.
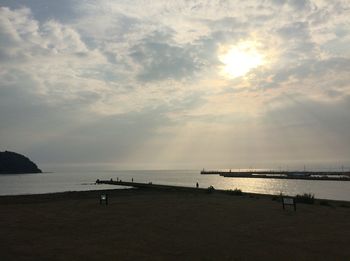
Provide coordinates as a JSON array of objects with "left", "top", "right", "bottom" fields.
[{"left": 196, "top": 182, "right": 199, "bottom": 188}]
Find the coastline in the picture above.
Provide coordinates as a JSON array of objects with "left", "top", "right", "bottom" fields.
[
  {"left": 96, "top": 179, "right": 350, "bottom": 204},
  {"left": 1, "top": 187, "right": 350, "bottom": 260},
  {"left": 2, "top": 170, "right": 350, "bottom": 201},
  {"left": 1, "top": 180, "right": 350, "bottom": 204}
]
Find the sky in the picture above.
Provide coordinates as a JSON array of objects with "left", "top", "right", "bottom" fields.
[{"left": 1, "top": 0, "right": 350, "bottom": 170}]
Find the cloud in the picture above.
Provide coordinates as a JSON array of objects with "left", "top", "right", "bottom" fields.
[
  {"left": 257, "top": 56, "right": 350, "bottom": 102},
  {"left": 0, "top": 0, "right": 79, "bottom": 23},
  {"left": 0, "top": 6, "right": 109, "bottom": 104},
  {"left": 287, "top": 0, "right": 312, "bottom": 11},
  {"left": 0, "top": 6, "right": 87, "bottom": 56},
  {"left": 277, "top": 21, "right": 310, "bottom": 38},
  {"left": 28, "top": 109, "right": 170, "bottom": 165},
  {"left": 1, "top": 1, "right": 350, "bottom": 168},
  {"left": 259, "top": 94, "right": 350, "bottom": 160},
  {"left": 130, "top": 32, "right": 202, "bottom": 82}
]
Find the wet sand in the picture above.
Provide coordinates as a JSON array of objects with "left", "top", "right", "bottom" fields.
[{"left": 0, "top": 188, "right": 349, "bottom": 260}]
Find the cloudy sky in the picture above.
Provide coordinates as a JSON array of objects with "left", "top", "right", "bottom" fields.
[{"left": 1, "top": 0, "right": 350, "bottom": 170}]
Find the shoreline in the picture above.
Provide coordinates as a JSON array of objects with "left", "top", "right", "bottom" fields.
[
  {"left": 2, "top": 170, "right": 350, "bottom": 201},
  {"left": 1, "top": 183, "right": 350, "bottom": 205},
  {"left": 96, "top": 179, "right": 350, "bottom": 204}
]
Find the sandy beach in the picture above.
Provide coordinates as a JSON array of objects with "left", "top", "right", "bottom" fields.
[{"left": 1, "top": 187, "right": 349, "bottom": 260}]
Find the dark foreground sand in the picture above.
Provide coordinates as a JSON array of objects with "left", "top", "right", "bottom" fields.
[{"left": 1, "top": 188, "right": 349, "bottom": 261}]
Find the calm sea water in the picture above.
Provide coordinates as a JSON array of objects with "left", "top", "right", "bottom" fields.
[{"left": 0, "top": 170, "right": 349, "bottom": 201}]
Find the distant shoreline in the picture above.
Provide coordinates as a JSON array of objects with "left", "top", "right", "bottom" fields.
[
  {"left": 2, "top": 171, "right": 350, "bottom": 201},
  {"left": 0, "top": 172, "right": 42, "bottom": 175},
  {"left": 201, "top": 170, "right": 350, "bottom": 181},
  {"left": 0, "top": 171, "right": 51, "bottom": 174},
  {"left": 3, "top": 181, "right": 348, "bottom": 204}
]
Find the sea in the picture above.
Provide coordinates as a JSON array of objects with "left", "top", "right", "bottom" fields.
[{"left": 0, "top": 169, "right": 349, "bottom": 201}]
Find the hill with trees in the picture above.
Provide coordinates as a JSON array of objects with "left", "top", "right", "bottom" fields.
[{"left": 0, "top": 151, "right": 42, "bottom": 174}]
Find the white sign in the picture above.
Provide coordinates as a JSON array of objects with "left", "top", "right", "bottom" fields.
[{"left": 283, "top": 197, "right": 294, "bottom": 205}]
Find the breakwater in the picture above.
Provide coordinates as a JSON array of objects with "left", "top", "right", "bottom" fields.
[
  {"left": 96, "top": 179, "right": 209, "bottom": 191},
  {"left": 201, "top": 170, "right": 350, "bottom": 181}
]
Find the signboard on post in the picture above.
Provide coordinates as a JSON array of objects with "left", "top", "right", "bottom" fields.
[
  {"left": 100, "top": 194, "right": 108, "bottom": 205},
  {"left": 282, "top": 197, "right": 296, "bottom": 211}
]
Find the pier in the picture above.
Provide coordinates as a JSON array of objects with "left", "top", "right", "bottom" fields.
[
  {"left": 201, "top": 170, "right": 350, "bottom": 181},
  {"left": 96, "top": 180, "right": 209, "bottom": 191},
  {"left": 96, "top": 180, "right": 254, "bottom": 195}
]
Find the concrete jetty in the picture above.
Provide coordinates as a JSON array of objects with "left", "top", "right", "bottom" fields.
[
  {"left": 96, "top": 180, "right": 209, "bottom": 191},
  {"left": 201, "top": 170, "right": 350, "bottom": 181}
]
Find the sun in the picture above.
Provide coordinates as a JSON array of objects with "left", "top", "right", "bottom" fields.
[{"left": 219, "top": 41, "right": 264, "bottom": 78}]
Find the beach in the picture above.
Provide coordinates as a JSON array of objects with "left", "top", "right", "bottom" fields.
[{"left": 1, "top": 187, "right": 349, "bottom": 260}]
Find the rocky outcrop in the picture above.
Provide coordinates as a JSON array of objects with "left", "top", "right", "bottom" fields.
[{"left": 0, "top": 151, "right": 42, "bottom": 174}]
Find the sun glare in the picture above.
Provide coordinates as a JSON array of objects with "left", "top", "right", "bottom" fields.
[{"left": 219, "top": 41, "right": 264, "bottom": 78}]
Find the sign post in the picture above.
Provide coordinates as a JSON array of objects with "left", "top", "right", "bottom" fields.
[
  {"left": 282, "top": 197, "right": 296, "bottom": 211},
  {"left": 100, "top": 194, "right": 108, "bottom": 205}
]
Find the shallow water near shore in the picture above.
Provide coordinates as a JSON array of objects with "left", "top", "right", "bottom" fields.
[{"left": 1, "top": 169, "right": 350, "bottom": 201}]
